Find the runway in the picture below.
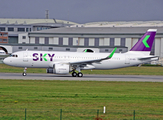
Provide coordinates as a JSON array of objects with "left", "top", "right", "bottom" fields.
[{"left": 0, "top": 73, "right": 163, "bottom": 82}]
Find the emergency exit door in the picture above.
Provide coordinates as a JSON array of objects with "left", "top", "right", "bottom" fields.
[{"left": 125, "top": 55, "right": 130, "bottom": 64}]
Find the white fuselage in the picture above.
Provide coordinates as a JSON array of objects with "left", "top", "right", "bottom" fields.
[{"left": 3, "top": 51, "right": 157, "bottom": 70}]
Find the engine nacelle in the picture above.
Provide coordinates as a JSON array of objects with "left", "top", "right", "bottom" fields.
[{"left": 47, "top": 64, "right": 70, "bottom": 74}]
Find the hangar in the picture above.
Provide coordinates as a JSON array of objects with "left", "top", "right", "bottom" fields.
[
  {"left": 0, "top": 19, "right": 163, "bottom": 64},
  {"left": 0, "top": 18, "right": 76, "bottom": 53}
]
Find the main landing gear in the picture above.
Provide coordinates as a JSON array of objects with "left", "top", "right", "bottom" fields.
[
  {"left": 22, "top": 67, "right": 27, "bottom": 76},
  {"left": 72, "top": 71, "right": 83, "bottom": 77},
  {"left": 72, "top": 66, "right": 83, "bottom": 77}
]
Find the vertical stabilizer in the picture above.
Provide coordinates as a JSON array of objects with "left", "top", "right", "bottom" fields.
[{"left": 130, "top": 29, "right": 157, "bottom": 52}]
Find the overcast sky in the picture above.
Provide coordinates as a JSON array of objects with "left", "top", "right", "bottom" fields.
[{"left": 0, "top": 0, "right": 162, "bottom": 23}]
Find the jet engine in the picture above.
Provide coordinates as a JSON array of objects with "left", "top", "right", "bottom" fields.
[{"left": 47, "top": 64, "right": 70, "bottom": 74}]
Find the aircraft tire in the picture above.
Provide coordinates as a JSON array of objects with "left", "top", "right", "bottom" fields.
[
  {"left": 78, "top": 72, "right": 83, "bottom": 77},
  {"left": 72, "top": 72, "right": 77, "bottom": 77},
  {"left": 22, "top": 72, "right": 27, "bottom": 76}
]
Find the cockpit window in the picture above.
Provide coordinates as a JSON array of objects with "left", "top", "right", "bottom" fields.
[{"left": 10, "top": 54, "right": 18, "bottom": 57}]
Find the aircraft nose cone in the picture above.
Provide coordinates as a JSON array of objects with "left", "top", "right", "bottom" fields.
[
  {"left": 3, "top": 58, "right": 10, "bottom": 65},
  {"left": 3, "top": 58, "right": 7, "bottom": 64}
]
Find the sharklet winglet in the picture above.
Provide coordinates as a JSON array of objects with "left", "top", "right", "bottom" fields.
[
  {"left": 84, "top": 49, "right": 87, "bottom": 52},
  {"left": 101, "top": 47, "right": 117, "bottom": 61},
  {"left": 108, "top": 47, "right": 117, "bottom": 58}
]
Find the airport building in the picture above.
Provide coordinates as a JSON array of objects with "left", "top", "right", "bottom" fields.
[
  {"left": 0, "top": 19, "right": 163, "bottom": 64},
  {"left": 0, "top": 18, "right": 76, "bottom": 53}
]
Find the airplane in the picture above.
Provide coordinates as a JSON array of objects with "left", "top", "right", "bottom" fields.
[
  {"left": 3, "top": 29, "right": 158, "bottom": 77},
  {"left": 0, "top": 50, "right": 6, "bottom": 55}
]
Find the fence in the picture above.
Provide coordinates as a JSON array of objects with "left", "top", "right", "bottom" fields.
[{"left": 0, "top": 108, "right": 162, "bottom": 119}]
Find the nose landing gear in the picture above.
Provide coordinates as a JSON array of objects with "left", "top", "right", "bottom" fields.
[{"left": 22, "top": 67, "right": 27, "bottom": 76}]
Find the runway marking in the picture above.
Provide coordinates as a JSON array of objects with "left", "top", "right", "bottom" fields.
[{"left": 0, "top": 73, "right": 163, "bottom": 82}]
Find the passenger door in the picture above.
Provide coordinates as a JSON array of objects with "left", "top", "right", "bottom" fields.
[{"left": 23, "top": 52, "right": 28, "bottom": 62}]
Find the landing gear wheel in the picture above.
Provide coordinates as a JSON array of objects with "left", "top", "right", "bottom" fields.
[
  {"left": 72, "top": 72, "right": 77, "bottom": 77},
  {"left": 22, "top": 72, "right": 27, "bottom": 76},
  {"left": 78, "top": 72, "right": 83, "bottom": 77},
  {"left": 22, "top": 67, "right": 27, "bottom": 76}
]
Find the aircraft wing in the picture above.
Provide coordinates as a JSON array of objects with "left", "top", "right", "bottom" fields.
[{"left": 69, "top": 48, "right": 117, "bottom": 65}]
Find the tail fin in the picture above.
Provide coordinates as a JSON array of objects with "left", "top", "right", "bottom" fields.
[{"left": 130, "top": 29, "right": 157, "bottom": 52}]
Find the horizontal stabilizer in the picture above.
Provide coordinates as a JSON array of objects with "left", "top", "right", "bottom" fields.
[{"left": 138, "top": 56, "right": 159, "bottom": 60}]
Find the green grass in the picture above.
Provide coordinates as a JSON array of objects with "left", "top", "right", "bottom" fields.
[
  {"left": 1, "top": 63, "right": 163, "bottom": 75},
  {"left": 0, "top": 80, "right": 163, "bottom": 119},
  {"left": 0, "top": 64, "right": 163, "bottom": 119}
]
